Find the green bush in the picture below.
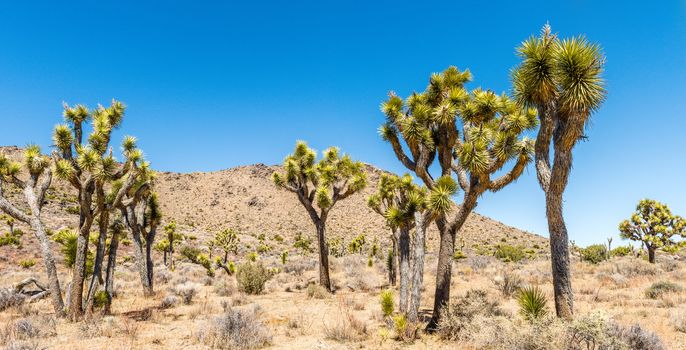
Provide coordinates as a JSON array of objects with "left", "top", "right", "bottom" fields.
[
  {"left": 580, "top": 244, "right": 608, "bottom": 264},
  {"left": 0, "top": 232, "right": 21, "bottom": 247},
  {"left": 348, "top": 234, "right": 366, "bottom": 255},
  {"left": 453, "top": 250, "right": 467, "bottom": 261},
  {"left": 494, "top": 244, "right": 526, "bottom": 262},
  {"left": 379, "top": 289, "right": 394, "bottom": 317},
  {"left": 236, "top": 262, "right": 272, "bottom": 295},
  {"left": 610, "top": 245, "right": 632, "bottom": 257},
  {"left": 93, "top": 290, "right": 109, "bottom": 309},
  {"left": 293, "top": 233, "right": 313, "bottom": 254},
  {"left": 645, "top": 281, "right": 683, "bottom": 299},
  {"left": 328, "top": 236, "right": 345, "bottom": 257},
  {"left": 65, "top": 205, "right": 80, "bottom": 215},
  {"left": 280, "top": 251, "right": 288, "bottom": 265},
  {"left": 19, "top": 259, "right": 35, "bottom": 269},
  {"left": 246, "top": 252, "right": 258, "bottom": 262},
  {"left": 517, "top": 285, "right": 548, "bottom": 321}
]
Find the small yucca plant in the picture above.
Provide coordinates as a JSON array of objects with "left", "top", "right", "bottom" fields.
[
  {"left": 517, "top": 285, "right": 548, "bottom": 321},
  {"left": 380, "top": 289, "right": 394, "bottom": 317}
]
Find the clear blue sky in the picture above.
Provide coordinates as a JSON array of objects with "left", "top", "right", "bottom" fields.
[{"left": 1, "top": 1, "right": 685, "bottom": 246}]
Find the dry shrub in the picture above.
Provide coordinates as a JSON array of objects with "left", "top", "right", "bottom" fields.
[
  {"left": 0, "top": 287, "right": 27, "bottom": 312},
  {"left": 670, "top": 308, "right": 686, "bottom": 333},
  {"left": 198, "top": 307, "right": 272, "bottom": 349},
  {"left": 306, "top": 284, "right": 329, "bottom": 299},
  {"left": 214, "top": 279, "right": 235, "bottom": 297},
  {"left": 644, "top": 281, "right": 683, "bottom": 299},
  {"left": 323, "top": 297, "right": 368, "bottom": 342},
  {"left": 174, "top": 282, "right": 199, "bottom": 304},
  {"left": 2, "top": 316, "right": 56, "bottom": 343},
  {"left": 3, "top": 341, "right": 40, "bottom": 350},
  {"left": 493, "top": 269, "right": 523, "bottom": 297},
  {"left": 438, "top": 289, "right": 505, "bottom": 341},
  {"left": 282, "top": 258, "right": 316, "bottom": 274},
  {"left": 598, "top": 257, "right": 658, "bottom": 278},
  {"left": 160, "top": 294, "right": 179, "bottom": 309}
]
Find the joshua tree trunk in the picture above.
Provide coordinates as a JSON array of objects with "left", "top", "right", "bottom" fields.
[
  {"left": 388, "top": 229, "right": 398, "bottom": 286},
  {"left": 647, "top": 246, "right": 656, "bottom": 264},
  {"left": 145, "top": 230, "right": 156, "bottom": 293},
  {"left": 408, "top": 212, "right": 427, "bottom": 323},
  {"left": 398, "top": 226, "right": 411, "bottom": 313},
  {"left": 131, "top": 224, "right": 153, "bottom": 296},
  {"left": 104, "top": 228, "right": 120, "bottom": 314},
  {"left": 85, "top": 202, "right": 109, "bottom": 313},
  {"left": 32, "top": 217, "right": 64, "bottom": 314},
  {"left": 68, "top": 187, "right": 96, "bottom": 321},
  {"left": 315, "top": 222, "right": 332, "bottom": 291},
  {"left": 427, "top": 194, "right": 478, "bottom": 331},
  {"left": 163, "top": 250, "right": 167, "bottom": 266}
]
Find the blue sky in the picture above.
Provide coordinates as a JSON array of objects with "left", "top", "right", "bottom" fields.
[{"left": 1, "top": 1, "right": 685, "bottom": 246}]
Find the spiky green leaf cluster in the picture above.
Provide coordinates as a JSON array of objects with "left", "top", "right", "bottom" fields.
[
  {"left": 367, "top": 173, "right": 428, "bottom": 229},
  {"left": 273, "top": 141, "right": 367, "bottom": 211},
  {"left": 513, "top": 24, "right": 606, "bottom": 123}
]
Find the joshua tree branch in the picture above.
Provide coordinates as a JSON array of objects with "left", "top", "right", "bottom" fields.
[
  {"left": 386, "top": 129, "right": 417, "bottom": 172},
  {"left": 489, "top": 154, "right": 529, "bottom": 192}
]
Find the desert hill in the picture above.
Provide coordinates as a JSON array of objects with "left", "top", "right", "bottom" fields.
[{"left": 0, "top": 145, "right": 547, "bottom": 258}]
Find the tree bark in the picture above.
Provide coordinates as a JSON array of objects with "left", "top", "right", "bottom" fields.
[
  {"left": 427, "top": 194, "right": 478, "bottom": 331},
  {"left": 31, "top": 217, "right": 64, "bottom": 314},
  {"left": 85, "top": 205, "right": 109, "bottom": 313},
  {"left": 315, "top": 222, "right": 331, "bottom": 291},
  {"left": 398, "top": 226, "right": 411, "bottom": 314},
  {"left": 648, "top": 246, "right": 656, "bottom": 264},
  {"left": 408, "top": 212, "right": 427, "bottom": 323},
  {"left": 547, "top": 190, "right": 574, "bottom": 319},
  {"left": 388, "top": 229, "right": 398, "bottom": 286},
  {"left": 104, "top": 227, "right": 120, "bottom": 315},
  {"left": 68, "top": 188, "right": 95, "bottom": 321}
]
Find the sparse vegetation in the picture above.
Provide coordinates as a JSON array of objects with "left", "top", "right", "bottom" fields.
[
  {"left": 517, "top": 285, "right": 548, "bottom": 321},
  {"left": 236, "top": 261, "right": 271, "bottom": 295}
]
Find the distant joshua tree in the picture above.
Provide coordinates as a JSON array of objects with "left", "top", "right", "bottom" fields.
[
  {"left": 273, "top": 141, "right": 366, "bottom": 291},
  {"left": 380, "top": 66, "right": 536, "bottom": 329},
  {"left": 619, "top": 199, "right": 685, "bottom": 263},
  {"left": 512, "top": 24, "right": 606, "bottom": 318},
  {"left": 0, "top": 146, "right": 64, "bottom": 314}
]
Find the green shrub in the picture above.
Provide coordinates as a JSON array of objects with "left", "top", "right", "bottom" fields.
[
  {"left": 19, "top": 259, "right": 35, "bottom": 269},
  {"left": 517, "top": 285, "right": 548, "bottom": 321},
  {"left": 328, "top": 236, "right": 345, "bottom": 257},
  {"left": 379, "top": 289, "right": 394, "bottom": 317},
  {"left": 0, "top": 232, "right": 21, "bottom": 247},
  {"left": 273, "top": 234, "right": 284, "bottom": 243},
  {"left": 53, "top": 228, "right": 94, "bottom": 275},
  {"left": 280, "top": 251, "right": 288, "bottom": 265},
  {"left": 367, "top": 257, "right": 373, "bottom": 267},
  {"left": 65, "top": 205, "right": 80, "bottom": 215},
  {"left": 246, "top": 252, "right": 258, "bottom": 262},
  {"left": 93, "top": 290, "right": 109, "bottom": 309},
  {"left": 236, "top": 262, "right": 271, "bottom": 295},
  {"left": 256, "top": 243, "right": 272, "bottom": 253},
  {"left": 293, "top": 233, "right": 313, "bottom": 254},
  {"left": 494, "top": 244, "right": 526, "bottom": 262},
  {"left": 453, "top": 250, "right": 467, "bottom": 261},
  {"left": 580, "top": 244, "right": 608, "bottom": 264},
  {"left": 348, "top": 234, "right": 366, "bottom": 255},
  {"left": 610, "top": 245, "right": 632, "bottom": 257},
  {"left": 645, "top": 281, "right": 683, "bottom": 299}
]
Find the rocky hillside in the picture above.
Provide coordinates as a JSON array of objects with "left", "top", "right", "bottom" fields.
[{"left": 0, "top": 146, "right": 547, "bottom": 259}]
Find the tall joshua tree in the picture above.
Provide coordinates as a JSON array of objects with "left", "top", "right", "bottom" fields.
[
  {"left": 0, "top": 146, "right": 64, "bottom": 314},
  {"left": 273, "top": 141, "right": 366, "bottom": 291},
  {"left": 380, "top": 66, "right": 536, "bottom": 329},
  {"left": 619, "top": 199, "right": 685, "bottom": 264},
  {"left": 512, "top": 24, "right": 606, "bottom": 318},
  {"left": 52, "top": 100, "right": 146, "bottom": 320}
]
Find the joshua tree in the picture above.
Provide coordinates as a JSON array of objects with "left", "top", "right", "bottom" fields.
[
  {"left": 52, "top": 100, "right": 146, "bottom": 320},
  {"left": 214, "top": 228, "right": 240, "bottom": 264},
  {"left": 368, "top": 173, "right": 453, "bottom": 322},
  {"left": 380, "top": 67, "right": 536, "bottom": 329},
  {"left": 619, "top": 199, "right": 685, "bottom": 263},
  {"left": 273, "top": 141, "right": 366, "bottom": 291},
  {"left": 0, "top": 146, "right": 64, "bottom": 314},
  {"left": 512, "top": 24, "right": 606, "bottom": 318},
  {"left": 119, "top": 177, "right": 161, "bottom": 296},
  {"left": 163, "top": 221, "right": 179, "bottom": 270}
]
